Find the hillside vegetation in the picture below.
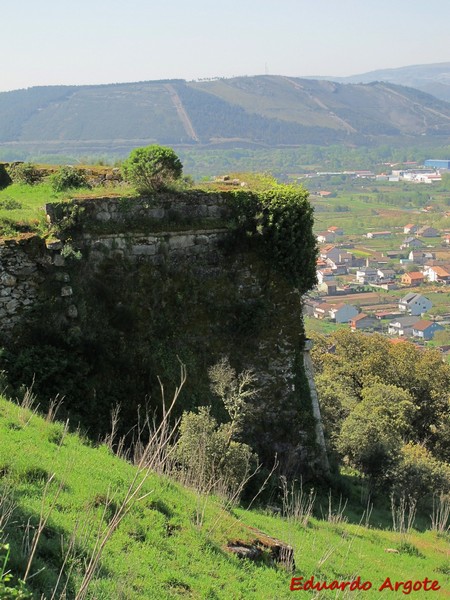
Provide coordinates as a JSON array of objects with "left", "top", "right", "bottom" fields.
[
  {"left": 1, "top": 76, "right": 450, "bottom": 160},
  {"left": 1, "top": 394, "right": 449, "bottom": 599}
]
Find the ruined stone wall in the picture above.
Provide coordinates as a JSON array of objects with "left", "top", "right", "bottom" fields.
[
  {"left": 79, "top": 229, "right": 228, "bottom": 264},
  {"left": 45, "top": 191, "right": 231, "bottom": 226},
  {"left": 0, "top": 236, "right": 48, "bottom": 333},
  {"left": 0, "top": 194, "right": 328, "bottom": 475}
]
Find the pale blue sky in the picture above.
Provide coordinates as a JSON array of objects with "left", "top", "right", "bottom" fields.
[{"left": 2, "top": 0, "right": 449, "bottom": 92}]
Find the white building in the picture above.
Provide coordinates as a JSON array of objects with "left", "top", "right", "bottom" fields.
[
  {"left": 388, "top": 316, "right": 420, "bottom": 337},
  {"left": 328, "top": 304, "right": 359, "bottom": 324},
  {"left": 398, "top": 293, "right": 432, "bottom": 316}
]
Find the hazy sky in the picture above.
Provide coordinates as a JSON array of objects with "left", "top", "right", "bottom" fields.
[{"left": 2, "top": 0, "right": 449, "bottom": 92}]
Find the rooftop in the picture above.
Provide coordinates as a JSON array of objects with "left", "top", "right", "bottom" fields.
[{"left": 412, "top": 320, "right": 436, "bottom": 331}]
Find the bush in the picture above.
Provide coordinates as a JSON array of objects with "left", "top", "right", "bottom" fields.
[
  {"left": 8, "top": 163, "right": 42, "bottom": 185},
  {"left": 121, "top": 145, "right": 183, "bottom": 193},
  {"left": 50, "top": 166, "right": 89, "bottom": 192},
  {"left": 175, "top": 407, "right": 254, "bottom": 497}
]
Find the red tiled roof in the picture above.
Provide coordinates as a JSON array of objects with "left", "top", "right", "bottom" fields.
[
  {"left": 352, "top": 313, "right": 369, "bottom": 322},
  {"left": 430, "top": 266, "right": 450, "bottom": 277},
  {"left": 403, "top": 272, "right": 424, "bottom": 280},
  {"left": 412, "top": 320, "right": 434, "bottom": 331}
]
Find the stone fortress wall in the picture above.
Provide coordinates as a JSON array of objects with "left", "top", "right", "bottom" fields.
[{"left": 0, "top": 192, "right": 329, "bottom": 474}]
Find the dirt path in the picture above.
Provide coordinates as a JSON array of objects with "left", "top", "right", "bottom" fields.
[{"left": 164, "top": 84, "right": 199, "bottom": 142}]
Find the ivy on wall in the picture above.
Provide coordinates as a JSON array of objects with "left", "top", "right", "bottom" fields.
[{"left": 229, "top": 184, "right": 318, "bottom": 292}]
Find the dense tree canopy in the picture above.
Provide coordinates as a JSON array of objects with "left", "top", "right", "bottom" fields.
[{"left": 311, "top": 330, "right": 450, "bottom": 496}]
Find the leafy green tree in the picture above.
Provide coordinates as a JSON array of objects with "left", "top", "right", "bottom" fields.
[
  {"left": 311, "top": 330, "right": 450, "bottom": 462},
  {"left": 337, "top": 383, "right": 416, "bottom": 480},
  {"left": 391, "top": 443, "right": 450, "bottom": 499},
  {"left": 315, "top": 372, "right": 357, "bottom": 449},
  {"left": 121, "top": 145, "right": 183, "bottom": 193}
]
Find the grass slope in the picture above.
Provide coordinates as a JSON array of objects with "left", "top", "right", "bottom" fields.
[{"left": 1, "top": 396, "right": 449, "bottom": 599}]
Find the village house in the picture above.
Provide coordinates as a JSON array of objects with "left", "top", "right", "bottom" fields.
[
  {"left": 415, "top": 173, "right": 442, "bottom": 184},
  {"left": 408, "top": 250, "right": 435, "bottom": 264},
  {"left": 386, "top": 251, "right": 402, "bottom": 259},
  {"left": 319, "top": 245, "right": 341, "bottom": 263},
  {"left": 317, "top": 280, "right": 337, "bottom": 295},
  {"left": 313, "top": 303, "right": 333, "bottom": 320},
  {"left": 444, "top": 234, "right": 450, "bottom": 245},
  {"left": 388, "top": 316, "right": 420, "bottom": 337},
  {"left": 316, "top": 269, "right": 335, "bottom": 285},
  {"left": 416, "top": 225, "right": 439, "bottom": 238},
  {"left": 423, "top": 265, "right": 450, "bottom": 284},
  {"left": 327, "top": 226, "right": 343, "bottom": 236},
  {"left": 355, "top": 267, "right": 378, "bottom": 284},
  {"left": 328, "top": 304, "right": 359, "bottom": 324},
  {"left": 316, "top": 231, "right": 336, "bottom": 243},
  {"left": 401, "top": 237, "right": 424, "bottom": 249},
  {"left": 403, "top": 224, "right": 418, "bottom": 234},
  {"left": 313, "top": 303, "right": 358, "bottom": 323},
  {"left": 366, "top": 231, "right": 391, "bottom": 239},
  {"left": 398, "top": 293, "right": 432, "bottom": 316},
  {"left": 377, "top": 268, "right": 396, "bottom": 281},
  {"left": 337, "top": 251, "right": 354, "bottom": 266},
  {"left": 412, "top": 320, "right": 444, "bottom": 341},
  {"left": 401, "top": 272, "right": 425, "bottom": 286},
  {"left": 324, "top": 261, "right": 347, "bottom": 275},
  {"left": 350, "top": 313, "right": 376, "bottom": 331}
]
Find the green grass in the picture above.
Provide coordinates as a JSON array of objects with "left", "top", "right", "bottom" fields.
[
  {"left": 0, "top": 183, "right": 59, "bottom": 234},
  {"left": 0, "top": 182, "right": 139, "bottom": 237},
  {"left": 1, "top": 395, "right": 448, "bottom": 599},
  {"left": 304, "top": 317, "right": 347, "bottom": 336}
]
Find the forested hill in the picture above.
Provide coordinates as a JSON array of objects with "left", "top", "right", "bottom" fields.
[{"left": 1, "top": 76, "right": 450, "bottom": 154}]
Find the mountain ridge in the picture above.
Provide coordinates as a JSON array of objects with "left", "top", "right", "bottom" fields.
[
  {"left": 1, "top": 70, "right": 450, "bottom": 157},
  {"left": 317, "top": 61, "right": 450, "bottom": 103}
]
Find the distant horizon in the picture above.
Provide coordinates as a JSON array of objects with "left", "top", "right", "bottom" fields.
[
  {"left": 3, "top": 0, "right": 450, "bottom": 93},
  {"left": 1, "top": 59, "right": 450, "bottom": 94}
]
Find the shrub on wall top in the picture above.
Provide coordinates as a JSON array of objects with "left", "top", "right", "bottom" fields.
[
  {"left": 51, "top": 166, "right": 89, "bottom": 192},
  {"left": 121, "top": 145, "right": 183, "bottom": 193},
  {"left": 8, "top": 162, "right": 42, "bottom": 185}
]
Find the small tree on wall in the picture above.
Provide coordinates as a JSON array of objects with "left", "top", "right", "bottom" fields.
[{"left": 121, "top": 145, "right": 183, "bottom": 193}]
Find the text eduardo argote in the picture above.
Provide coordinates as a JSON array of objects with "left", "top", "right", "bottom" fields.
[{"left": 290, "top": 575, "right": 441, "bottom": 594}]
